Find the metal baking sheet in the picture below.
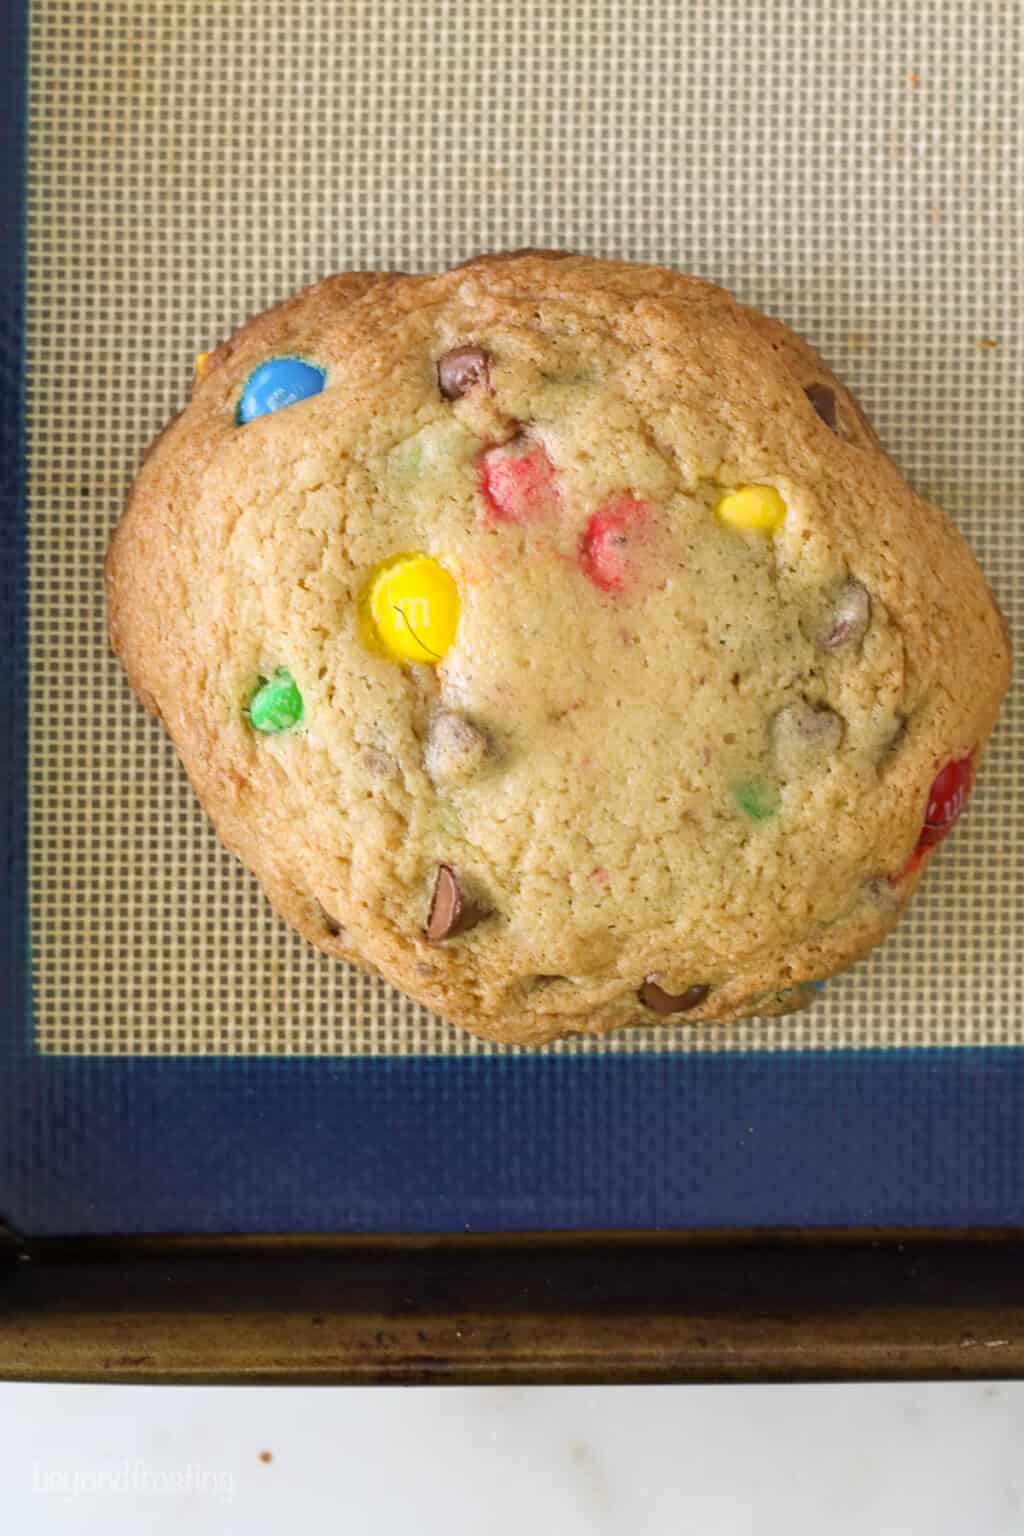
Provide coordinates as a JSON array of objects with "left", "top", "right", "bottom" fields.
[{"left": 2, "top": 0, "right": 1022, "bottom": 1235}]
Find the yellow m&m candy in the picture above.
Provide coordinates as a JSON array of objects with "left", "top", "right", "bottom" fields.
[
  {"left": 195, "top": 350, "right": 211, "bottom": 380},
  {"left": 363, "top": 553, "right": 460, "bottom": 664},
  {"left": 715, "top": 484, "right": 787, "bottom": 535}
]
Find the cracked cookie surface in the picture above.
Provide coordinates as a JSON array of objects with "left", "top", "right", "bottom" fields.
[{"left": 106, "top": 253, "right": 1011, "bottom": 1044}]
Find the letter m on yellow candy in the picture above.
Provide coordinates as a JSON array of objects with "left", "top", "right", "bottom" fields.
[{"left": 365, "top": 553, "right": 460, "bottom": 664}]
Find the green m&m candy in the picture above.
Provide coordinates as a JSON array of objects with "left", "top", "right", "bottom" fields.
[
  {"left": 247, "top": 668, "right": 303, "bottom": 733},
  {"left": 732, "top": 776, "right": 779, "bottom": 822}
]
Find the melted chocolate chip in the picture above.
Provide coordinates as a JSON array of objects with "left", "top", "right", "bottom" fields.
[
  {"left": 779, "top": 701, "right": 839, "bottom": 737},
  {"left": 819, "top": 579, "right": 871, "bottom": 651},
  {"left": 805, "top": 383, "right": 839, "bottom": 432},
  {"left": 424, "top": 711, "right": 493, "bottom": 784},
  {"left": 437, "top": 346, "right": 489, "bottom": 400},
  {"left": 772, "top": 700, "right": 843, "bottom": 763},
  {"left": 426, "top": 864, "right": 486, "bottom": 941},
  {"left": 638, "top": 977, "right": 710, "bottom": 1016}
]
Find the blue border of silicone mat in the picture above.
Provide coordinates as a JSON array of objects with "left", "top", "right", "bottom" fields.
[{"left": 2, "top": 0, "right": 1023, "bottom": 1236}]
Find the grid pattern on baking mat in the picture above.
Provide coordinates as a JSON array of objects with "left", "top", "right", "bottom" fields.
[{"left": 25, "top": 0, "right": 1021, "bottom": 1056}]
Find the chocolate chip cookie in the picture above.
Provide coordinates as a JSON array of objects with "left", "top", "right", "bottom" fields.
[{"left": 106, "top": 253, "right": 1011, "bottom": 1044}]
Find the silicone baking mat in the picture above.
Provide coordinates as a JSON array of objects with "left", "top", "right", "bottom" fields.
[{"left": 2, "top": 0, "right": 1023, "bottom": 1233}]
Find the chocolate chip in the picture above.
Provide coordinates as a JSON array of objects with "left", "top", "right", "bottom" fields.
[
  {"left": 819, "top": 579, "right": 871, "bottom": 651},
  {"left": 638, "top": 977, "right": 710, "bottom": 1016},
  {"left": 426, "top": 864, "right": 486, "bottom": 941},
  {"left": 805, "top": 383, "right": 839, "bottom": 432},
  {"left": 424, "top": 711, "right": 493, "bottom": 784},
  {"left": 437, "top": 346, "right": 489, "bottom": 400},
  {"left": 772, "top": 700, "right": 843, "bottom": 766}
]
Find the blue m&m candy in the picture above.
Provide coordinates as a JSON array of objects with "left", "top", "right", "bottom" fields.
[{"left": 236, "top": 356, "right": 326, "bottom": 424}]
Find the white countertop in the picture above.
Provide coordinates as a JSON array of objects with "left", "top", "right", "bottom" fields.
[{"left": 2, "top": 1381, "right": 1020, "bottom": 1533}]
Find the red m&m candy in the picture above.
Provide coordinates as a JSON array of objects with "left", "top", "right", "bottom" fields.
[
  {"left": 919, "top": 754, "right": 976, "bottom": 849},
  {"left": 578, "top": 495, "right": 653, "bottom": 594},
  {"left": 479, "top": 439, "right": 561, "bottom": 525},
  {"left": 893, "top": 752, "right": 975, "bottom": 881}
]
